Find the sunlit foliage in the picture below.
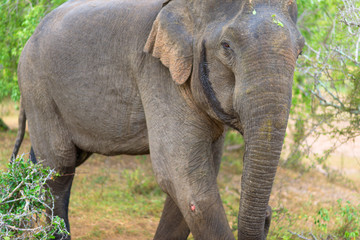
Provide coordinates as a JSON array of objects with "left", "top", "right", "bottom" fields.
[
  {"left": 285, "top": 0, "right": 360, "bottom": 167},
  {"left": 0, "top": 0, "right": 67, "bottom": 102}
]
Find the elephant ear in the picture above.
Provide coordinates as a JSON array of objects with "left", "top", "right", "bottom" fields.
[
  {"left": 287, "top": 0, "right": 298, "bottom": 23},
  {"left": 144, "top": 1, "right": 194, "bottom": 85}
]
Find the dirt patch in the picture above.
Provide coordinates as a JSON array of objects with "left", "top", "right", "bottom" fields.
[{"left": 271, "top": 168, "right": 359, "bottom": 208}]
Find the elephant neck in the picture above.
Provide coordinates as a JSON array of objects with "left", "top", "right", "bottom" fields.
[{"left": 177, "top": 81, "right": 225, "bottom": 141}]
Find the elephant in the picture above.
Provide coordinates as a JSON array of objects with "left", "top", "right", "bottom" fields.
[{"left": 11, "top": 0, "right": 304, "bottom": 239}]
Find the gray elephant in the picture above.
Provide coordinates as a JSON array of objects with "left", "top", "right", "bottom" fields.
[{"left": 11, "top": 0, "right": 304, "bottom": 239}]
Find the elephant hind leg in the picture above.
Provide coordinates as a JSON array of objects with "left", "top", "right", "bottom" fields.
[
  {"left": 26, "top": 107, "right": 79, "bottom": 239},
  {"left": 40, "top": 150, "right": 76, "bottom": 240},
  {"left": 47, "top": 167, "right": 75, "bottom": 240},
  {"left": 29, "top": 144, "right": 75, "bottom": 240},
  {"left": 30, "top": 147, "right": 37, "bottom": 164}
]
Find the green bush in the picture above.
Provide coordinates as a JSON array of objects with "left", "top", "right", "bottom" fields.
[
  {"left": 0, "top": 156, "right": 69, "bottom": 239},
  {"left": 284, "top": 0, "right": 360, "bottom": 168},
  {"left": 270, "top": 200, "right": 360, "bottom": 240},
  {"left": 315, "top": 200, "right": 360, "bottom": 240}
]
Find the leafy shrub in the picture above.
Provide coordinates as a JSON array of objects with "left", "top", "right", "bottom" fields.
[
  {"left": 315, "top": 200, "right": 360, "bottom": 240},
  {"left": 271, "top": 200, "right": 360, "bottom": 240},
  {"left": 0, "top": 156, "right": 69, "bottom": 239},
  {"left": 284, "top": 0, "right": 360, "bottom": 168}
]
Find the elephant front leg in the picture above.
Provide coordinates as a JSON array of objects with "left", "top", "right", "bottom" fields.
[
  {"left": 166, "top": 176, "right": 233, "bottom": 240},
  {"left": 150, "top": 134, "right": 232, "bottom": 239},
  {"left": 153, "top": 134, "right": 225, "bottom": 240},
  {"left": 154, "top": 195, "right": 190, "bottom": 240}
]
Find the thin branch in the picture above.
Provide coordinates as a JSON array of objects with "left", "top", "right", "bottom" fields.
[
  {"left": 332, "top": 47, "right": 359, "bottom": 66},
  {"left": 1, "top": 197, "right": 27, "bottom": 205},
  {"left": 4, "top": 223, "right": 44, "bottom": 232},
  {"left": 0, "top": 180, "right": 24, "bottom": 204},
  {"left": 288, "top": 230, "right": 312, "bottom": 240},
  {"left": 356, "top": 33, "right": 360, "bottom": 62},
  {"left": 317, "top": 80, "right": 345, "bottom": 108},
  {"left": 310, "top": 232, "right": 319, "bottom": 240}
]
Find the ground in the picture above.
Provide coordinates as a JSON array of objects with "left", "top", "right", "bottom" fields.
[{"left": 1, "top": 99, "right": 359, "bottom": 239}]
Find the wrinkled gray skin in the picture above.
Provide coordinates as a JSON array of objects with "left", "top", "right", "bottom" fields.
[{"left": 12, "top": 0, "right": 304, "bottom": 239}]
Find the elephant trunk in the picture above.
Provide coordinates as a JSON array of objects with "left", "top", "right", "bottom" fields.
[
  {"left": 234, "top": 69, "right": 293, "bottom": 239},
  {"left": 238, "top": 116, "right": 287, "bottom": 239}
]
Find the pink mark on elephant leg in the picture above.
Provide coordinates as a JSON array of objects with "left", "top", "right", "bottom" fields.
[{"left": 190, "top": 203, "right": 196, "bottom": 212}]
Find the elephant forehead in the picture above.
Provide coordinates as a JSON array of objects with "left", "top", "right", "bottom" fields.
[{"left": 224, "top": 7, "right": 294, "bottom": 41}]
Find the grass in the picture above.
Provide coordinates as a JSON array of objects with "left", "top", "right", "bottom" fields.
[
  {"left": 68, "top": 155, "right": 164, "bottom": 239},
  {"left": 1, "top": 101, "right": 360, "bottom": 239},
  {"left": 268, "top": 199, "right": 360, "bottom": 239}
]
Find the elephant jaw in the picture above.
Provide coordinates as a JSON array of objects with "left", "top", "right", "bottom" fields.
[{"left": 198, "top": 40, "right": 244, "bottom": 133}]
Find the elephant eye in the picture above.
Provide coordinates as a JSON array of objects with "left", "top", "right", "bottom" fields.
[
  {"left": 221, "top": 41, "right": 231, "bottom": 49},
  {"left": 297, "top": 50, "right": 303, "bottom": 59}
]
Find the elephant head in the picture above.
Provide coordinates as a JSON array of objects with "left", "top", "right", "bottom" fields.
[{"left": 145, "top": 0, "right": 304, "bottom": 238}]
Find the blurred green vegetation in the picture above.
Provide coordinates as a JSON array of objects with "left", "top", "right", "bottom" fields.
[
  {"left": 285, "top": 0, "right": 360, "bottom": 168},
  {"left": 0, "top": 0, "right": 67, "bottom": 103},
  {"left": 269, "top": 199, "right": 360, "bottom": 240}
]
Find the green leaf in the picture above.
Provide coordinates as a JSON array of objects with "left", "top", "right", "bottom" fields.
[{"left": 271, "top": 14, "right": 284, "bottom": 27}]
